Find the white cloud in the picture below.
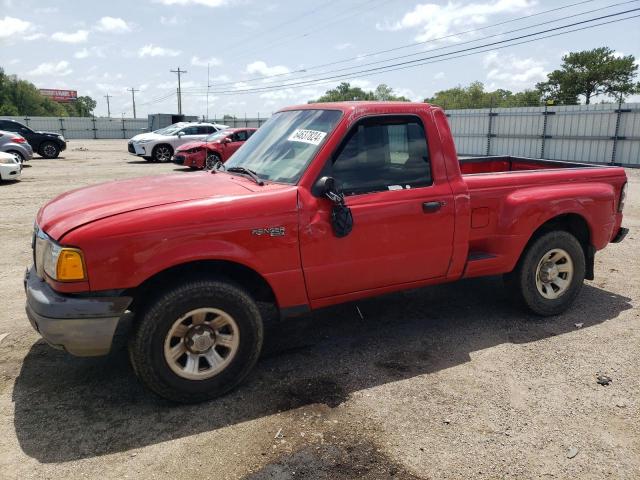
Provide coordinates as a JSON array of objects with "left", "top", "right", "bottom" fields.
[
  {"left": 153, "top": 0, "right": 228, "bottom": 6},
  {"left": 334, "top": 42, "right": 353, "bottom": 50},
  {"left": 191, "top": 55, "right": 222, "bottom": 67},
  {"left": 51, "top": 29, "right": 89, "bottom": 43},
  {"left": 74, "top": 46, "right": 106, "bottom": 59},
  {"left": 379, "top": 0, "right": 534, "bottom": 42},
  {"left": 0, "top": 16, "right": 31, "bottom": 39},
  {"left": 434, "top": 71, "right": 446, "bottom": 80},
  {"left": 160, "top": 15, "right": 181, "bottom": 25},
  {"left": 74, "top": 48, "right": 90, "bottom": 59},
  {"left": 28, "top": 61, "right": 72, "bottom": 77},
  {"left": 34, "top": 7, "right": 58, "bottom": 14},
  {"left": 24, "top": 32, "right": 46, "bottom": 41},
  {"left": 483, "top": 51, "right": 547, "bottom": 89},
  {"left": 94, "top": 17, "right": 131, "bottom": 33},
  {"left": 138, "top": 44, "right": 181, "bottom": 57},
  {"left": 246, "top": 61, "right": 290, "bottom": 77}
]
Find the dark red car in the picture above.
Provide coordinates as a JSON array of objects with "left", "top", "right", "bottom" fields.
[{"left": 172, "top": 128, "right": 257, "bottom": 170}]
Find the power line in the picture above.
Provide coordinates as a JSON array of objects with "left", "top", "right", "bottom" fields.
[
  {"left": 170, "top": 67, "right": 187, "bottom": 114},
  {"left": 184, "top": 0, "right": 614, "bottom": 90},
  {"left": 199, "top": 8, "right": 640, "bottom": 94}
]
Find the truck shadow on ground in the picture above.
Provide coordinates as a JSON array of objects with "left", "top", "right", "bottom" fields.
[{"left": 12, "top": 277, "right": 632, "bottom": 463}]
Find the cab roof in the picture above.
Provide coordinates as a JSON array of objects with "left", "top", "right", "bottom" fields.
[{"left": 278, "top": 101, "right": 437, "bottom": 115}]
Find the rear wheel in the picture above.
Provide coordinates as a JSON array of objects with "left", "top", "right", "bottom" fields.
[
  {"left": 152, "top": 144, "right": 173, "bottom": 162},
  {"left": 205, "top": 153, "right": 221, "bottom": 170},
  {"left": 39, "top": 141, "right": 60, "bottom": 159},
  {"left": 129, "top": 278, "right": 263, "bottom": 403},
  {"left": 505, "top": 230, "right": 585, "bottom": 316}
]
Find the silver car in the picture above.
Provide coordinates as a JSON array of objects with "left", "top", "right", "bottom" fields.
[{"left": 0, "top": 130, "right": 34, "bottom": 162}]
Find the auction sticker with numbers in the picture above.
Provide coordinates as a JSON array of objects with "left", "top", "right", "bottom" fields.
[{"left": 287, "top": 129, "right": 327, "bottom": 145}]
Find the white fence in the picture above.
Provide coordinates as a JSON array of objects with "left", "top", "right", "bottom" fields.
[
  {"left": 447, "top": 103, "right": 640, "bottom": 166},
  {"left": 5, "top": 103, "right": 640, "bottom": 166}
]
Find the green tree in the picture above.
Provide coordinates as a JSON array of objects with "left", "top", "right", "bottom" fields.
[
  {"left": 0, "top": 67, "right": 96, "bottom": 116},
  {"left": 536, "top": 47, "right": 640, "bottom": 104},
  {"left": 66, "top": 96, "right": 97, "bottom": 116},
  {"left": 373, "top": 84, "right": 409, "bottom": 101},
  {"left": 424, "top": 82, "right": 541, "bottom": 109},
  {"left": 310, "top": 82, "right": 410, "bottom": 102},
  {"left": 311, "top": 82, "right": 374, "bottom": 102}
]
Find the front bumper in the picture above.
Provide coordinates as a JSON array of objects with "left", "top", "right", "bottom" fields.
[
  {"left": 127, "top": 141, "right": 148, "bottom": 156},
  {"left": 172, "top": 154, "right": 185, "bottom": 165},
  {"left": 612, "top": 227, "right": 628, "bottom": 243},
  {"left": 24, "top": 267, "right": 132, "bottom": 356},
  {"left": 0, "top": 163, "right": 21, "bottom": 179}
]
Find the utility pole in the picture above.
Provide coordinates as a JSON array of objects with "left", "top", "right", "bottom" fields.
[
  {"left": 206, "top": 63, "right": 210, "bottom": 121},
  {"left": 128, "top": 87, "right": 139, "bottom": 119},
  {"left": 170, "top": 67, "right": 187, "bottom": 115},
  {"left": 104, "top": 93, "right": 112, "bottom": 118}
]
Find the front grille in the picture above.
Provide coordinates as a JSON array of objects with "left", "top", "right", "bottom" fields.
[
  {"left": 128, "top": 142, "right": 135, "bottom": 153},
  {"left": 173, "top": 155, "right": 185, "bottom": 164}
]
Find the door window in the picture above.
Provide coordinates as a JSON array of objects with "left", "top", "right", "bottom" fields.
[
  {"left": 331, "top": 117, "right": 432, "bottom": 195},
  {"left": 180, "top": 126, "right": 199, "bottom": 135},
  {"left": 198, "top": 126, "right": 215, "bottom": 134},
  {"left": 233, "top": 131, "right": 248, "bottom": 142}
]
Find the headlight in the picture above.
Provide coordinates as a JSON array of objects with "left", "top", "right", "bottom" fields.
[
  {"left": 137, "top": 139, "right": 152, "bottom": 144},
  {"left": 1, "top": 156, "right": 17, "bottom": 165},
  {"left": 37, "top": 231, "right": 87, "bottom": 282}
]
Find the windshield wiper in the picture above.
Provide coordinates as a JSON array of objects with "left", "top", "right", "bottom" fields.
[{"left": 226, "top": 166, "right": 264, "bottom": 186}]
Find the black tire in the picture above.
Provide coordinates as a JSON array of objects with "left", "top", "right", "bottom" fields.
[
  {"left": 152, "top": 144, "right": 173, "bottom": 163},
  {"left": 129, "top": 278, "right": 263, "bottom": 403},
  {"left": 505, "top": 230, "right": 585, "bottom": 316},
  {"left": 205, "top": 153, "right": 221, "bottom": 170},
  {"left": 39, "top": 141, "right": 60, "bottom": 159}
]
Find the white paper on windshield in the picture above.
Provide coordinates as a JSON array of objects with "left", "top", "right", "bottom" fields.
[{"left": 288, "top": 129, "right": 327, "bottom": 145}]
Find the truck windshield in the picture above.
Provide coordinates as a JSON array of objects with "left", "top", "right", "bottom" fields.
[{"left": 223, "top": 109, "right": 342, "bottom": 184}]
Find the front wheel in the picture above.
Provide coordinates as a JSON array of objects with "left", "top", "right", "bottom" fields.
[
  {"left": 152, "top": 144, "right": 173, "bottom": 163},
  {"left": 129, "top": 278, "right": 263, "bottom": 403},
  {"left": 505, "top": 230, "right": 585, "bottom": 316},
  {"left": 39, "top": 141, "right": 60, "bottom": 159},
  {"left": 7, "top": 150, "right": 24, "bottom": 162},
  {"left": 205, "top": 153, "right": 221, "bottom": 170}
]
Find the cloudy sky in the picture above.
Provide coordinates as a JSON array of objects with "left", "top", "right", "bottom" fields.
[{"left": 1, "top": 0, "right": 639, "bottom": 118}]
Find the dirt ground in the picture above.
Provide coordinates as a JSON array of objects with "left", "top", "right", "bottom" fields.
[{"left": 0, "top": 139, "right": 638, "bottom": 479}]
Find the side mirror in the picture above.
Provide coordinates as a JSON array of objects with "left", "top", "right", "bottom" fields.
[
  {"left": 223, "top": 138, "right": 232, "bottom": 144},
  {"left": 177, "top": 131, "right": 185, "bottom": 137},
  {"left": 315, "top": 176, "right": 353, "bottom": 238}
]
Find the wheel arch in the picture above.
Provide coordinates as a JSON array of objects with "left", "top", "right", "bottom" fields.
[
  {"left": 127, "top": 259, "right": 278, "bottom": 313},
  {"left": 518, "top": 213, "right": 594, "bottom": 280}
]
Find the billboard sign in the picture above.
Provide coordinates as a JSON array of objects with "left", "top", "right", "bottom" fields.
[{"left": 39, "top": 89, "right": 78, "bottom": 102}]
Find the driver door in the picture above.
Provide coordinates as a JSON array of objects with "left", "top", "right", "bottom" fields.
[{"left": 298, "top": 115, "right": 455, "bottom": 300}]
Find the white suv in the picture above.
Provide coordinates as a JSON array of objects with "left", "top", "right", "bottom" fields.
[{"left": 128, "top": 122, "right": 229, "bottom": 162}]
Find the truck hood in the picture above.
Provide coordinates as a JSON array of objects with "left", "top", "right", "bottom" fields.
[{"left": 37, "top": 173, "right": 265, "bottom": 240}]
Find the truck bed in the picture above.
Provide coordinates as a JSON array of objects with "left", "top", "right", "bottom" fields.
[{"left": 459, "top": 155, "right": 605, "bottom": 175}]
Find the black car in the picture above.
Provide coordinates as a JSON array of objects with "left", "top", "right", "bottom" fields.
[{"left": 0, "top": 119, "right": 66, "bottom": 159}]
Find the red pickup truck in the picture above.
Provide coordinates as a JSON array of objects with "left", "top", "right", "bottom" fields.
[{"left": 25, "top": 102, "right": 628, "bottom": 403}]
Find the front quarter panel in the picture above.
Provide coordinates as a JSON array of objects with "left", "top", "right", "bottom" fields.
[{"left": 60, "top": 186, "right": 308, "bottom": 308}]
